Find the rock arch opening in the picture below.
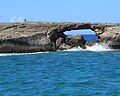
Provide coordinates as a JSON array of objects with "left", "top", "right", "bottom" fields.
[{"left": 64, "top": 29, "right": 98, "bottom": 43}]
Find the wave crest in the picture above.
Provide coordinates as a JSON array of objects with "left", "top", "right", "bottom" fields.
[
  {"left": 0, "top": 52, "right": 47, "bottom": 56},
  {"left": 64, "top": 43, "right": 113, "bottom": 52}
]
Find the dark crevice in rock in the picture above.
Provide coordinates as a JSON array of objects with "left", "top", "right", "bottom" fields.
[{"left": 0, "top": 22, "right": 120, "bottom": 53}]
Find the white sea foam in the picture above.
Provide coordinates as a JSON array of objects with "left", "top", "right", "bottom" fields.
[
  {"left": 64, "top": 46, "right": 84, "bottom": 51},
  {"left": 0, "top": 52, "right": 48, "bottom": 56},
  {"left": 0, "top": 44, "right": 117, "bottom": 56},
  {"left": 64, "top": 43, "right": 113, "bottom": 52},
  {"left": 86, "top": 43, "right": 113, "bottom": 52}
]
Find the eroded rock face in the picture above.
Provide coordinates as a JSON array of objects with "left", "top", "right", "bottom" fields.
[
  {"left": 0, "top": 22, "right": 120, "bottom": 53},
  {"left": 98, "top": 26, "right": 120, "bottom": 49},
  {"left": 0, "top": 33, "right": 55, "bottom": 53},
  {"left": 56, "top": 37, "right": 65, "bottom": 49},
  {"left": 55, "top": 34, "right": 86, "bottom": 50},
  {"left": 65, "top": 34, "right": 86, "bottom": 49},
  {"left": 58, "top": 43, "right": 71, "bottom": 50}
]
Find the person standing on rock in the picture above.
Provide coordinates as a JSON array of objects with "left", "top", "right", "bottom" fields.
[
  {"left": 24, "top": 18, "right": 27, "bottom": 32},
  {"left": 24, "top": 18, "right": 27, "bottom": 23}
]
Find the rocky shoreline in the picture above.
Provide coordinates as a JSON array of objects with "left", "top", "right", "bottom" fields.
[{"left": 0, "top": 22, "right": 120, "bottom": 53}]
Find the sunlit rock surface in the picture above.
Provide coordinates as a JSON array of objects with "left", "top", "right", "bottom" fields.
[{"left": 0, "top": 22, "right": 120, "bottom": 53}]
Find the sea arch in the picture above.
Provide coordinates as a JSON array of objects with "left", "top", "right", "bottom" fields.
[{"left": 48, "top": 23, "right": 104, "bottom": 43}]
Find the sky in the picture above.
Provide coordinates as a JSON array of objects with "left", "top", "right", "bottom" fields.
[{"left": 0, "top": 0, "right": 120, "bottom": 34}]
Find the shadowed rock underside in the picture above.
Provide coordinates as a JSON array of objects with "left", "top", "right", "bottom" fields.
[{"left": 0, "top": 22, "right": 120, "bottom": 53}]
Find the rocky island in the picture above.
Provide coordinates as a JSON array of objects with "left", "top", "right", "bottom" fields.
[{"left": 0, "top": 22, "right": 120, "bottom": 53}]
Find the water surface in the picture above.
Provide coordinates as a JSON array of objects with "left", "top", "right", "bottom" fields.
[{"left": 0, "top": 50, "right": 120, "bottom": 96}]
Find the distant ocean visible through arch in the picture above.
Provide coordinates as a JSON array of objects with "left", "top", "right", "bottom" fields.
[{"left": 64, "top": 29, "right": 98, "bottom": 43}]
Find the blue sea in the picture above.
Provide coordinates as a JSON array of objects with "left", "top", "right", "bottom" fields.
[{"left": 0, "top": 35, "right": 120, "bottom": 96}]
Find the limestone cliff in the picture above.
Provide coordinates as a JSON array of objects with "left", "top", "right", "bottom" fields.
[{"left": 0, "top": 22, "right": 120, "bottom": 53}]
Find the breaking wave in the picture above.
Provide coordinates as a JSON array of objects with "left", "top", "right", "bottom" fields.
[
  {"left": 0, "top": 44, "right": 118, "bottom": 56},
  {"left": 64, "top": 43, "right": 114, "bottom": 52},
  {"left": 86, "top": 43, "right": 113, "bottom": 52},
  {"left": 0, "top": 52, "right": 48, "bottom": 56}
]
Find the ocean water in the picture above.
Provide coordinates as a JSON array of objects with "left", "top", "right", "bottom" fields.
[
  {"left": 0, "top": 35, "right": 120, "bottom": 96},
  {"left": 67, "top": 34, "right": 98, "bottom": 43},
  {"left": 83, "top": 34, "right": 98, "bottom": 43}
]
